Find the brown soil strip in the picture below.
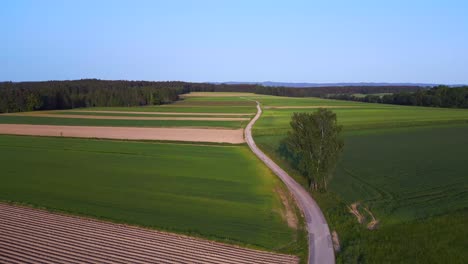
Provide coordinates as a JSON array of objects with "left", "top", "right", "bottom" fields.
[
  {"left": 0, "top": 124, "right": 245, "bottom": 144},
  {"left": 348, "top": 202, "right": 365, "bottom": 224},
  {"left": 5, "top": 113, "right": 249, "bottom": 121},
  {"left": 0, "top": 203, "right": 299, "bottom": 264},
  {"left": 56, "top": 110, "right": 254, "bottom": 116},
  {"left": 264, "top": 106, "right": 360, "bottom": 109},
  {"left": 275, "top": 187, "right": 298, "bottom": 229},
  {"left": 331, "top": 231, "right": 340, "bottom": 252},
  {"left": 363, "top": 207, "right": 379, "bottom": 230}
]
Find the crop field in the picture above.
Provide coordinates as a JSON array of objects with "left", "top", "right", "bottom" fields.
[
  {"left": 0, "top": 93, "right": 258, "bottom": 142},
  {"left": 0, "top": 135, "right": 304, "bottom": 253},
  {"left": 0, "top": 115, "right": 248, "bottom": 128},
  {"left": 252, "top": 98, "right": 468, "bottom": 136},
  {"left": 0, "top": 97, "right": 257, "bottom": 129},
  {"left": 250, "top": 94, "right": 468, "bottom": 263},
  {"left": 0, "top": 203, "right": 299, "bottom": 264}
]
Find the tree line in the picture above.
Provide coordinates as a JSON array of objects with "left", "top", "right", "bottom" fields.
[
  {"left": 0, "top": 79, "right": 186, "bottom": 113},
  {"left": 0, "top": 79, "right": 430, "bottom": 113},
  {"left": 328, "top": 86, "right": 468, "bottom": 108}
]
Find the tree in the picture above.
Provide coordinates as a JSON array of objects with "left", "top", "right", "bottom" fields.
[{"left": 281, "top": 109, "right": 344, "bottom": 191}]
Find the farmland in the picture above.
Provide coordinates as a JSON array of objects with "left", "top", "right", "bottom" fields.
[
  {"left": 250, "top": 94, "right": 468, "bottom": 263},
  {"left": 0, "top": 97, "right": 257, "bottom": 129},
  {"left": 0, "top": 203, "right": 299, "bottom": 264},
  {"left": 0, "top": 135, "right": 303, "bottom": 253},
  {"left": 0, "top": 92, "right": 310, "bottom": 262},
  {"left": 2, "top": 91, "right": 467, "bottom": 263}
]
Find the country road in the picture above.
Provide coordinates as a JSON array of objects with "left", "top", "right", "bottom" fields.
[{"left": 245, "top": 101, "right": 335, "bottom": 264}]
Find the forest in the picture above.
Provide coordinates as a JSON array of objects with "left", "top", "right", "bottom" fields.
[
  {"left": 0, "top": 79, "right": 427, "bottom": 113},
  {"left": 328, "top": 86, "right": 468, "bottom": 108},
  {"left": 0, "top": 80, "right": 185, "bottom": 113}
]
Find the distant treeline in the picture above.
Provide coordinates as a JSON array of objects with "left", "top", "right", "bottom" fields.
[
  {"left": 328, "top": 86, "right": 468, "bottom": 108},
  {"left": 0, "top": 80, "right": 187, "bottom": 113},
  {"left": 183, "top": 83, "right": 423, "bottom": 97},
  {"left": 0, "top": 79, "right": 429, "bottom": 113}
]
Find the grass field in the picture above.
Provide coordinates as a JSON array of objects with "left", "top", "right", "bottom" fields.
[
  {"left": 250, "top": 93, "right": 468, "bottom": 263},
  {"left": 0, "top": 94, "right": 257, "bottom": 129},
  {"left": 0, "top": 135, "right": 306, "bottom": 254},
  {"left": 3, "top": 91, "right": 466, "bottom": 262},
  {"left": 0, "top": 115, "right": 248, "bottom": 128},
  {"left": 50, "top": 111, "right": 253, "bottom": 118},
  {"left": 253, "top": 100, "right": 468, "bottom": 136},
  {"left": 82, "top": 104, "right": 256, "bottom": 114}
]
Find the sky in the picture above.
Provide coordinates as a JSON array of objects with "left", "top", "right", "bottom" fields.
[{"left": 1, "top": 0, "right": 468, "bottom": 84}]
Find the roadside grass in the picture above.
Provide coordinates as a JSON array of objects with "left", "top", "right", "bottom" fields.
[
  {"left": 252, "top": 94, "right": 468, "bottom": 263},
  {"left": 0, "top": 115, "right": 248, "bottom": 128},
  {"left": 0, "top": 135, "right": 305, "bottom": 254}
]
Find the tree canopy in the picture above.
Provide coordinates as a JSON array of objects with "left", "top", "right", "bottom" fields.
[
  {"left": 0, "top": 79, "right": 428, "bottom": 113},
  {"left": 280, "top": 109, "right": 344, "bottom": 191},
  {"left": 328, "top": 86, "right": 468, "bottom": 108}
]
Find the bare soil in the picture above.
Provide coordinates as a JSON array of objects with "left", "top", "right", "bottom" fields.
[
  {"left": 275, "top": 187, "right": 298, "bottom": 229},
  {"left": 0, "top": 203, "right": 299, "bottom": 264},
  {"left": 332, "top": 231, "right": 341, "bottom": 252},
  {"left": 348, "top": 202, "right": 379, "bottom": 230},
  {"left": 363, "top": 207, "right": 379, "bottom": 230},
  {"left": 0, "top": 124, "right": 245, "bottom": 144},
  {"left": 348, "top": 202, "right": 365, "bottom": 224}
]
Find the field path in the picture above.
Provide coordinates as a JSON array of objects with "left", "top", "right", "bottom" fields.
[
  {"left": 245, "top": 101, "right": 335, "bottom": 264},
  {"left": 0, "top": 203, "right": 299, "bottom": 264}
]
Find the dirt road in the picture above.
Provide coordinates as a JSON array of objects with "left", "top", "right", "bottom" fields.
[{"left": 245, "top": 102, "right": 335, "bottom": 264}]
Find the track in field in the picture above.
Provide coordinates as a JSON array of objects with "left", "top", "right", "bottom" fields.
[{"left": 0, "top": 204, "right": 298, "bottom": 264}]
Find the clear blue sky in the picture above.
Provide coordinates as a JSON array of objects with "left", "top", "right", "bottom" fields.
[{"left": 1, "top": 0, "right": 467, "bottom": 84}]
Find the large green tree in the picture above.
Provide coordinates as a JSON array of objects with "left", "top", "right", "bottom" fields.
[{"left": 282, "top": 109, "right": 344, "bottom": 191}]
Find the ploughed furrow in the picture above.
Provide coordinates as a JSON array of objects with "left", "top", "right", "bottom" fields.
[
  {"left": 0, "top": 220, "right": 219, "bottom": 264},
  {"left": 0, "top": 205, "right": 297, "bottom": 264},
  {"left": 0, "top": 254, "right": 26, "bottom": 264},
  {"left": 0, "top": 204, "right": 299, "bottom": 264},
  {"left": 0, "top": 210, "right": 278, "bottom": 264},
  {"left": 0, "top": 227, "right": 157, "bottom": 264}
]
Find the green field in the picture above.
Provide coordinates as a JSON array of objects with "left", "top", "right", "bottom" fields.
[
  {"left": 0, "top": 115, "right": 248, "bottom": 128},
  {"left": 0, "top": 135, "right": 305, "bottom": 253},
  {"left": 250, "top": 94, "right": 468, "bottom": 263},
  {"left": 83, "top": 104, "right": 256, "bottom": 114},
  {"left": 2, "top": 91, "right": 466, "bottom": 262},
  {"left": 254, "top": 102, "right": 468, "bottom": 136},
  {"left": 50, "top": 111, "right": 253, "bottom": 118},
  {"left": 0, "top": 94, "right": 258, "bottom": 128}
]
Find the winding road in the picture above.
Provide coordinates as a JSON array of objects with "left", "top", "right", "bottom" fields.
[{"left": 245, "top": 102, "right": 335, "bottom": 264}]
